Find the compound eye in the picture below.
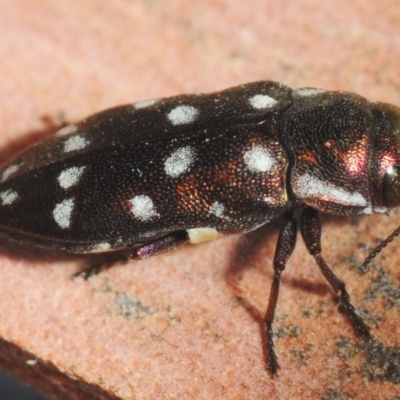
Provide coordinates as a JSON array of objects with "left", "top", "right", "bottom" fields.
[{"left": 383, "top": 166, "right": 400, "bottom": 208}]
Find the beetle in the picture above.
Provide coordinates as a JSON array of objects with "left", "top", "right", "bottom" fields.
[{"left": 1, "top": 81, "right": 400, "bottom": 374}]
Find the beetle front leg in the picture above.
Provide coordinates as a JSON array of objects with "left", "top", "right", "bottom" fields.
[
  {"left": 300, "top": 207, "right": 372, "bottom": 339},
  {"left": 264, "top": 215, "right": 297, "bottom": 375}
]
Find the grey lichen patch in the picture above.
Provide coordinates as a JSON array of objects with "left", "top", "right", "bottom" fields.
[
  {"left": 365, "top": 268, "right": 400, "bottom": 309},
  {"left": 288, "top": 343, "right": 314, "bottom": 367},
  {"left": 275, "top": 324, "right": 303, "bottom": 339},
  {"left": 336, "top": 336, "right": 358, "bottom": 360},
  {"left": 321, "top": 388, "right": 346, "bottom": 400},
  {"left": 115, "top": 292, "right": 157, "bottom": 319},
  {"left": 362, "top": 340, "right": 400, "bottom": 384},
  {"left": 336, "top": 337, "right": 400, "bottom": 384},
  {"left": 315, "top": 300, "right": 331, "bottom": 316}
]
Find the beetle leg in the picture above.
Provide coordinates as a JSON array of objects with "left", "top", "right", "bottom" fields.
[
  {"left": 264, "top": 214, "right": 297, "bottom": 375},
  {"left": 130, "top": 230, "right": 189, "bottom": 259},
  {"left": 74, "top": 231, "right": 189, "bottom": 279},
  {"left": 73, "top": 251, "right": 131, "bottom": 279},
  {"left": 300, "top": 207, "right": 372, "bottom": 339}
]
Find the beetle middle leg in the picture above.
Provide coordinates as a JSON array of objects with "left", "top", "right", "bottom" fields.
[
  {"left": 300, "top": 207, "right": 372, "bottom": 338},
  {"left": 264, "top": 214, "right": 297, "bottom": 375}
]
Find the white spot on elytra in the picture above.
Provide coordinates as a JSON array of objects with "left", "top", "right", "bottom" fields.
[
  {"left": 133, "top": 98, "right": 158, "bottom": 109},
  {"left": 1, "top": 164, "right": 21, "bottom": 182},
  {"left": 0, "top": 189, "right": 18, "bottom": 205},
  {"left": 209, "top": 201, "right": 225, "bottom": 218},
  {"left": 53, "top": 198, "right": 74, "bottom": 229},
  {"left": 164, "top": 146, "right": 195, "bottom": 177},
  {"left": 362, "top": 206, "right": 373, "bottom": 215},
  {"left": 296, "top": 173, "right": 368, "bottom": 207},
  {"left": 129, "top": 195, "right": 157, "bottom": 221},
  {"left": 89, "top": 242, "right": 112, "bottom": 252},
  {"left": 63, "top": 135, "right": 89, "bottom": 153},
  {"left": 373, "top": 206, "right": 388, "bottom": 214},
  {"left": 56, "top": 125, "right": 78, "bottom": 137},
  {"left": 167, "top": 105, "right": 198, "bottom": 125},
  {"left": 249, "top": 94, "right": 278, "bottom": 109},
  {"left": 244, "top": 146, "right": 275, "bottom": 173},
  {"left": 187, "top": 227, "right": 223, "bottom": 244},
  {"left": 58, "top": 166, "right": 86, "bottom": 189},
  {"left": 294, "top": 88, "right": 325, "bottom": 97}
]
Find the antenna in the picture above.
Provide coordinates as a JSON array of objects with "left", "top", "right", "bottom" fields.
[{"left": 360, "top": 225, "right": 400, "bottom": 273}]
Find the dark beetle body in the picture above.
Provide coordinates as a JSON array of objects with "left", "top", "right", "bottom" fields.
[
  {"left": 0, "top": 82, "right": 290, "bottom": 251},
  {"left": 2, "top": 81, "right": 400, "bottom": 374},
  {"left": 0, "top": 81, "right": 399, "bottom": 251}
]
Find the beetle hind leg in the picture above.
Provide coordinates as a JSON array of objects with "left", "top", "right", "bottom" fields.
[
  {"left": 130, "top": 230, "right": 189, "bottom": 260},
  {"left": 74, "top": 230, "right": 189, "bottom": 279},
  {"left": 300, "top": 207, "right": 372, "bottom": 339}
]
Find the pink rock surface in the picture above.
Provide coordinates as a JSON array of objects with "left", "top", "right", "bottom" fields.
[{"left": 0, "top": 1, "right": 400, "bottom": 399}]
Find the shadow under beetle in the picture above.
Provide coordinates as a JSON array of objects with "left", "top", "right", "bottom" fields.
[{"left": 1, "top": 81, "right": 400, "bottom": 374}]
